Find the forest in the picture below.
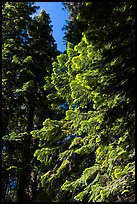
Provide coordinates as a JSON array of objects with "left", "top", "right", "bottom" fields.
[{"left": 2, "top": 2, "right": 135, "bottom": 202}]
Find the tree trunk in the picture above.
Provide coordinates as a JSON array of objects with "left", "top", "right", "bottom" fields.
[{"left": 17, "top": 98, "right": 35, "bottom": 202}]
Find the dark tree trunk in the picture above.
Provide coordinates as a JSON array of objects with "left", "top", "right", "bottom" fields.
[{"left": 17, "top": 97, "right": 35, "bottom": 202}]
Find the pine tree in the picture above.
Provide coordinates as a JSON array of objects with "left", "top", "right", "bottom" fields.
[
  {"left": 2, "top": 2, "right": 135, "bottom": 202},
  {"left": 2, "top": 3, "right": 38, "bottom": 201},
  {"left": 32, "top": 2, "right": 135, "bottom": 202},
  {"left": 2, "top": 3, "right": 58, "bottom": 202},
  {"left": 62, "top": 2, "right": 85, "bottom": 45}
]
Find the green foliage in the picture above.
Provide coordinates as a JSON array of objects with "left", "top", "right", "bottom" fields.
[
  {"left": 62, "top": 2, "right": 85, "bottom": 45},
  {"left": 2, "top": 1, "right": 135, "bottom": 203},
  {"left": 33, "top": 2, "right": 135, "bottom": 200},
  {"left": 2, "top": 2, "right": 58, "bottom": 202}
]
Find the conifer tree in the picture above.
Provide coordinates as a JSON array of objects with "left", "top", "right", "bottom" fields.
[
  {"left": 62, "top": 2, "right": 85, "bottom": 45},
  {"left": 32, "top": 2, "right": 135, "bottom": 202},
  {"left": 2, "top": 3, "right": 38, "bottom": 201},
  {"left": 2, "top": 2, "right": 135, "bottom": 202},
  {"left": 2, "top": 3, "right": 58, "bottom": 202}
]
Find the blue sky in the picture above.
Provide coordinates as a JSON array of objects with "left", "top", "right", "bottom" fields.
[{"left": 34, "top": 2, "right": 69, "bottom": 52}]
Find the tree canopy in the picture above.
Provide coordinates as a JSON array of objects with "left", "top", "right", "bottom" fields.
[
  {"left": 2, "top": 2, "right": 58, "bottom": 202},
  {"left": 2, "top": 2, "right": 135, "bottom": 202}
]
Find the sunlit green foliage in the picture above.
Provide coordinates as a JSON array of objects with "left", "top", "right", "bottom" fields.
[
  {"left": 2, "top": 1, "right": 135, "bottom": 202},
  {"left": 33, "top": 2, "right": 135, "bottom": 201}
]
